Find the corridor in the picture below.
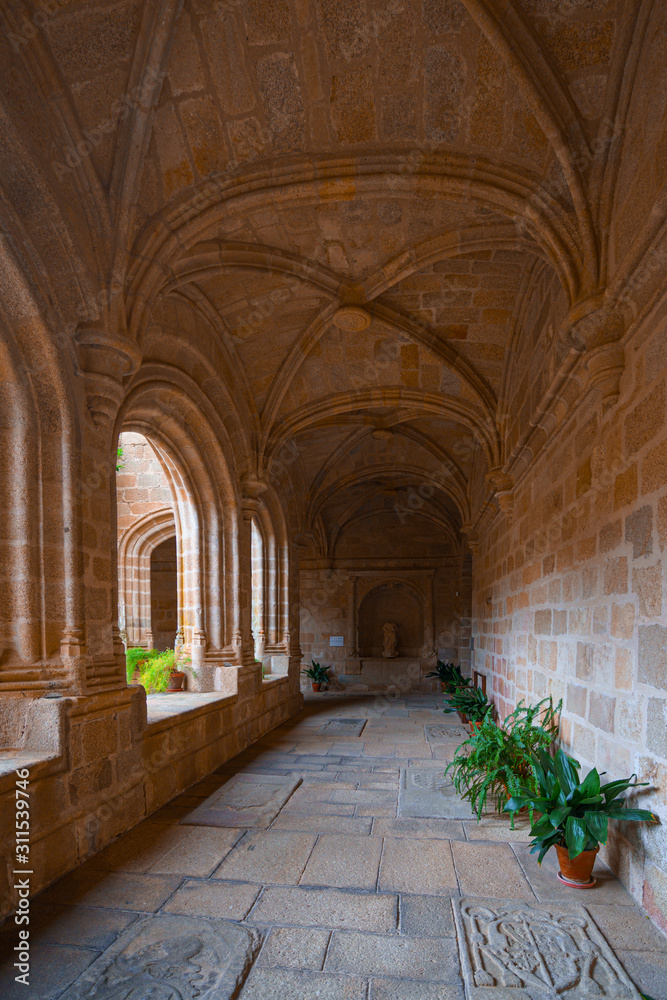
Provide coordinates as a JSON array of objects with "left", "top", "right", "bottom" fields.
[{"left": 1, "top": 695, "right": 665, "bottom": 999}]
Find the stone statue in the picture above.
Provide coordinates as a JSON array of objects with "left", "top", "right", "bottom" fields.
[{"left": 382, "top": 622, "right": 398, "bottom": 658}]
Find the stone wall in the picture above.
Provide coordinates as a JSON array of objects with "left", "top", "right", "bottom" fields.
[
  {"left": 300, "top": 556, "right": 469, "bottom": 692},
  {"left": 0, "top": 673, "right": 301, "bottom": 920},
  {"left": 116, "top": 431, "right": 173, "bottom": 541},
  {"left": 150, "top": 536, "right": 178, "bottom": 651},
  {"left": 472, "top": 306, "right": 667, "bottom": 931}
]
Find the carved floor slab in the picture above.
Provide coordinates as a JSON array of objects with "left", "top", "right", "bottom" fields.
[
  {"left": 322, "top": 718, "right": 367, "bottom": 737},
  {"left": 452, "top": 897, "right": 642, "bottom": 1000},
  {"left": 424, "top": 724, "right": 469, "bottom": 743},
  {"left": 61, "top": 914, "right": 262, "bottom": 999},
  {"left": 182, "top": 773, "right": 302, "bottom": 828},
  {"left": 398, "top": 767, "right": 475, "bottom": 819}
]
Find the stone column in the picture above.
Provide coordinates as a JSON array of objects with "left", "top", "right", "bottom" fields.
[{"left": 239, "top": 493, "right": 261, "bottom": 667}]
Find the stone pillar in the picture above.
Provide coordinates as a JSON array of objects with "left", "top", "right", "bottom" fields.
[
  {"left": 74, "top": 324, "right": 141, "bottom": 693},
  {"left": 239, "top": 493, "right": 261, "bottom": 667}
]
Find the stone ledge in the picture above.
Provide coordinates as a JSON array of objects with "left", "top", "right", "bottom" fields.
[{"left": 146, "top": 691, "right": 238, "bottom": 731}]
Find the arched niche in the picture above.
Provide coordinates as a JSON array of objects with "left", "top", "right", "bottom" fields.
[{"left": 358, "top": 581, "right": 426, "bottom": 658}]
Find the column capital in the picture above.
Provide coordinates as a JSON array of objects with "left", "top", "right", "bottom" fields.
[{"left": 75, "top": 324, "right": 142, "bottom": 428}]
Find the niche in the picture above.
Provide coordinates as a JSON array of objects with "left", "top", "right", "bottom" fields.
[{"left": 358, "top": 582, "right": 424, "bottom": 658}]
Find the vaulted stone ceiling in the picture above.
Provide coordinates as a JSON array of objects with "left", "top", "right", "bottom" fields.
[{"left": 1, "top": 0, "right": 664, "bottom": 557}]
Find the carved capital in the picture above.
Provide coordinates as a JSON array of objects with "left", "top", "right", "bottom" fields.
[
  {"left": 486, "top": 467, "right": 514, "bottom": 520},
  {"left": 75, "top": 325, "right": 142, "bottom": 428},
  {"left": 461, "top": 523, "right": 479, "bottom": 554},
  {"left": 240, "top": 495, "right": 260, "bottom": 522},
  {"left": 585, "top": 343, "right": 626, "bottom": 411},
  {"left": 564, "top": 294, "right": 625, "bottom": 353}
]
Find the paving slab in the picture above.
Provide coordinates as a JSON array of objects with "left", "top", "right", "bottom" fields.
[
  {"left": 60, "top": 914, "right": 261, "bottom": 1000},
  {"left": 398, "top": 768, "right": 476, "bottom": 819},
  {"left": 511, "top": 844, "right": 637, "bottom": 906},
  {"left": 300, "top": 834, "right": 383, "bottom": 889},
  {"left": 163, "top": 879, "right": 261, "bottom": 920},
  {"left": 39, "top": 870, "right": 183, "bottom": 912},
  {"left": 372, "top": 816, "right": 465, "bottom": 840},
  {"left": 379, "top": 837, "right": 457, "bottom": 895},
  {"left": 282, "top": 797, "right": 357, "bottom": 813},
  {"left": 616, "top": 949, "right": 667, "bottom": 999},
  {"left": 322, "top": 719, "right": 367, "bottom": 737},
  {"left": 463, "top": 816, "right": 532, "bottom": 842},
  {"left": 249, "top": 886, "right": 398, "bottom": 931},
  {"left": 0, "top": 943, "right": 97, "bottom": 1000},
  {"left": 451, "top": 842, "right": 535, "bottom": 900},
  {"left": 587, "top": 904, "right": 667, "bottom": 952},
  {"left": 9, "top": 903, "right": 137, "bottom": 950},
  {"left": 82, "top": 822, "right": 191, "bottom": 872},
  {"left": 258, "top": 926, "right": 331, "bottom": 970},
  {"left": 238, "top": 969, "right": 368, "bottom": 998},
  {"left": 325, "top": 930, "right": 461, "bottom": 982},
  {"left": 453, "top": 897, "right": 642, "bottom": 999},
  {"left": 150, "top": 826, "right": 243, "bottom": 876},
  {"left": 272, "top": 814, "right": 373, "bottom": 835},
  {"left": 400, "top": 893, "right": 457, "bottom": 937},
  {"left": 182, "top": 773, "right": 302, "bottom": 828},
  {"left": 213, "top": 830, "right": 317, "bottom": 884},
  {"left": 424, "top": 724, "right": 469, "bottom": 743},
  {"left": 370, "top": 982, "right": 464, "bottom": 1000}
]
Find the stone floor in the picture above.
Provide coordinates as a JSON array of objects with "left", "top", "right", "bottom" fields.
[{"left": 1, "top": 693, "right": 667, "bottom": 998}]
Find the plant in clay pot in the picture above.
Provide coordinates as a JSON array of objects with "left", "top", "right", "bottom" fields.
[
  {"left": 301, "top": 660, "right": 330, "bottom": 692},
  {"left": 443, "top": 685, "right": 492, "bottom": 726},
  {"left": 127, "top": 648, "right": 196, "bottom": 693},
  {"left": 505, "top": 748, "right": 657, "bottom": 888},
  {"left": 445, "top": 697, "right": 562, "bottom": 827},
  {"left": 426, "top": 660, "right": 471, "bottom": 695}
]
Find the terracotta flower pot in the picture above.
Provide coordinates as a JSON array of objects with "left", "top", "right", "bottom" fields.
[
  {"left": 312, "top": 682, "right": 321, "bottom": 692},
  {"left": 167, "top": 670, "right": 186, "bottom": 692},
  {"left": 469, "top": 720, "right": 482, "bottom": 732},
  {"left": 555, "top": 844, "right": 599, "bottom": 887}
]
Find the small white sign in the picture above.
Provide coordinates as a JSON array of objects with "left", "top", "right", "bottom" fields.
[{"left": 329, "top": 636, "right": 344, "bottom": 647}]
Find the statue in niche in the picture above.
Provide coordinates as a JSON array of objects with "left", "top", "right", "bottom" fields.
[{"left": 382, "top": 622, "right": 398, "bottom": 658}]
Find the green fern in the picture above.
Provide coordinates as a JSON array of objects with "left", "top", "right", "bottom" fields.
[{"left": 445, "top": 697, "right": 562, "bottom": 827}]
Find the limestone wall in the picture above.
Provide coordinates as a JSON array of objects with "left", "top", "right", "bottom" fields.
[{"left": 472, "top": 307, "right": 667, "bottom": 930}]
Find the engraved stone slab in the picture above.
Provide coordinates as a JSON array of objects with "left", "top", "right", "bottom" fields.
[
  {"left": 322, "top": 718, "right": 367, "bottom": 737},
  {"left": 398, "top": 768, "right": 475, "bottom": 819},
  {"left": 425, "top": 724, "right": 468, "bottom": 743},
  {"left": 182, "top": 773, "right": 301, "bottom": 828},
  {"left": 452, "top": 897, "right": 642, "bottom": 999},
  {"left": 61, "top": 914, "right": 262, "bottom": 999}
]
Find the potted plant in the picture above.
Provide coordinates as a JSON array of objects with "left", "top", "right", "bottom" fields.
[
  {"left": 443, "top": 685, "right": 492, "bottom": 726},
  {"left": 445, "top": 697, "right": 561, "bottom": 827},
  {"left": 301, "top": 660, "right": 330, "bottom": 692},
  {"left": 505, "top": 748, "right": 658, "bottom": 887},
  {"left": 128, "top": 648, "right": 196, "bottom": 693},
  {"left": 426, "top": 660, "right": 471, "bottom": 694}
]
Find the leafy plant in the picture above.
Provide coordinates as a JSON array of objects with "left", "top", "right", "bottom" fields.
[
  {"left": 301, "top": 660, "right": 330, "bottom": 684},
  {"left": 445, "top": 697, "right": 562, "bottom": 825},
  {"left": 116, "top": 444, "right": 124, "bottom": 473},
  {"left": 125, "top": 646, "right": 160, "bottom": 684},
  {"left": 443, "top": 684, "right": 492, "bottom": 722},
  {"left": 426, "top": 660, "right": 471, "bottom": 692},
  {"left": 126, "top": 647, "right": 195, "bottom": 692},
  {"left": 505, "top": 747, "right": 658, "bottom": 862}
]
